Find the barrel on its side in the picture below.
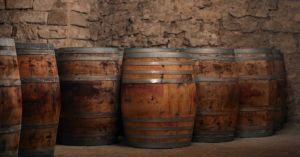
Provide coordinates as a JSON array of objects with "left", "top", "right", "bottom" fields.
[
  {"left": 235, "top": 48, "right": 276, "bottom": 138},
  {"left": 185, "top": 48, "right": 239, "bottom": 143},
  {"left": 56, "top": 48, "right": 122, "bottom": 146},
  {"left": 272, "top": 49, "right": 287, "bottom": 131},
  {"left": 16, "top": 43, "right": 61, "bottom": 157},
  {"left": 0, "top": 38, "right": 22, "bottom": 157},
  {"left": 122, "top": 48, "right": 196, "bottom": 148}
]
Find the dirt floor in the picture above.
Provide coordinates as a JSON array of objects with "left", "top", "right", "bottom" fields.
[{"left": 55, "top": 124, "right": 300, "bottom": 157}]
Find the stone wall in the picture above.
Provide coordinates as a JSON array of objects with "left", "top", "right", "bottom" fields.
[
  {"left": 95, "top": 0, "right": 300, "bottom": 124},
  {"left": 0, "top": 0, "right": 98, "bottom": 47},
  {"left": 0, "top": 0, "right": 300, "bottom": 124}
]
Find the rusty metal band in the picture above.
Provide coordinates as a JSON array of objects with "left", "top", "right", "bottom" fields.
[
  {"left": 128, "top": 141, "right": 190, "bottom": 149},
  {"left": 22, "top": 123, "right": 58, "bottom": 129},
  {"left": 197, "top": 111, "right": 238, "bottom": 116},
  {"left": 0, "top": 125, "right": 21, "bottom": 134},
  {"left": 21, "top": 76, "right": 59, "bottom": 83},
  {"left": 0, "top": 79, "right": 21, "bottom": 86},
  {"left": 236, "top": 129, "right": 274, "bottom": 138},
  {"left": 183, "top": 48, "right": 234, "bottom": 54},
  {"left": 195, "top": 77, "right": 238, "bottom": 82},
  {"left": 194, "top": 130, "right": 235, "bottom": 135},
  {"left": 16, "top": 50, "right": 55, "bottom": 55},
  {"left": 0, "top": 46, "right": 15, "bottom": 50},
  {"left": 272, "top": 49, "right": 283, "bottom": 59},
  {"left": 124, "top": 61, "right": 194, "bottom": 66},
  {"left": 0, "top": 50, "right": 17, "bottom": 56},
  {"left": 125, "top": 126, "right": 194, "bottom": 131},
  {"left": 58, "top": 133, "right": 115, "bottom": 138},
  {"left": 19, "top": 148, "right": 54, "bottom": 157},
  {"left": 238, "top": 75, "right": 276, "bottom": 80},
  {"left": 234, "top": 48, "right": 272, "bottom": 54},
  {"left": 124, "top": 117, "right": 194, "bottom": 122},
  {"left": 193, "top": 134, "right": 234, "bottom": 143},
  {"left": 16, "top": 43, "right": 54, "bottom": 50},
  {"left": 126, "top": 134, "right": 192, "bottom": 139},
  {"left": 0, "top": 38, "right": 15, "bottom": 47},
  {"left": 56, "top": 56, "right": 122, "bottom": 61},
  {"left": 273, "top": 55, "right": 283, "bottom": 60},
  {"left": 122, "top": 78, "right": 193, "bottom": 84},
  {"left": 57, "top": 47, "right": 121, "bottom": 54},
  {"left": 239, "top": 107, "right": 275, "bottom": 112},
  {"left": 61, "top": 112, "right": 116, "bottom": 119},
  {"left": 235, "top": 57, "right": 273, "bottom": 61},
  {"left": 125, "top": 52, "right": 191, "bottom": 58},
  {"left": 124, "top": 70, "right": 193, "bottom": 75},
  {"left": 275, "top": 77, "right": 286, "bottom": 81},
  {"left": 238, "top": 75, "right": 275, "bottom": 80},
  {"left": 60, "top": 75, "right": 120, "bottom": 81},
  {"left": 57, "top": 135, "right": 116, "bottom": 146},
  {"left": 191, "top": 56, "right": 235, "bottom": 61}
]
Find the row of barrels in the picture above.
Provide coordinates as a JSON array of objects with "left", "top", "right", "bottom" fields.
[{"left": 0, "top": 38, "right": 287, "bottom": 156}]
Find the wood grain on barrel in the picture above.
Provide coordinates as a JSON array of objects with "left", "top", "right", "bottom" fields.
[
  {"left": 56, "top": 48, "right": 122, "bottom": 146},
  {"left": 235, "top": 49, "right": 276, "bottom": 138},
  {"left": 16, "top": 43, "right": 61, "bottom": 157},
  {"left": 122, "top": 48, "right": 196, "bottom": 148},
  {"left": 0, "top": 38, "right": 22, "bottom": 157},
  {"left": 185, "top": 48, "right": 239, "bottom": 143}
]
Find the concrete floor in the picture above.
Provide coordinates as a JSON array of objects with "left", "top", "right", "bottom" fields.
[{"left": 55, "top": 124, "right": 300, "bottom": 157}]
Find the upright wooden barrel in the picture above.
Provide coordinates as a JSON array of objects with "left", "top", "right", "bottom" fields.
[
  {"left": 16, "top": 43, "right": 61, "bottom": 157},
  {"left": 272, "top": 49, "right": 287, "bottom": 131},
  {"left": 235, "top": 48, "right": 276, "bottom": 138},
  {"left": 184, "top": 48, "right": 239, "bottom": 143},
  {"left": 56, "top": 48, "right": 122, "bottom": 146},
  {"left": 0, "top": 38, "right": 22, "bottom": 157},
  {"left": 121, "top": 48, "right": 196, "bottom": 148}
]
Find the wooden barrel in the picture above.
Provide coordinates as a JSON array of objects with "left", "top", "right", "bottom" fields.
[
  {"left": 56, "top": 48, "right": 122, "bottom": 146},
  {"left": 0, "top": 38, "right": 22, "bottom": 157},
  {"left": 184, "top": 48, "right": 239, "bottom": 143},
  {"left": 121, "top": 48, "right": 196, "bottom": 148},
  {"left": 272, "top": 49, "right": 287, "bottom": 131},
  {"left": 16, "top": 43, "right": 61, "bottom": 157},
  {"left": 235, "top": 48, "right": 276, "bottom": 138}
]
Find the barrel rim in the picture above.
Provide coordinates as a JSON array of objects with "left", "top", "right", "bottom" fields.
[
  {"left": 125, "top": 48, "right": 179, "bottom": 53},
  {"left": 183, "top": 48, "right": 234, "bottom": 54},
  {"left": 234, "top": 48, "right": 272, "bottom": 54},
  {"left": 0, "top": 38, "right": 15, "bottom": 47},
  {"left": 16, "top": 43, "right": 54, "bottom": 51},
  {"left": 57, "top": 47, "right": 121, "bottom": 54}
]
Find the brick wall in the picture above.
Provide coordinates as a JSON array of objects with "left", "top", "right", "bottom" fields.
[{"left": 0, "top": 0, "right": 300, "bottom": 124}]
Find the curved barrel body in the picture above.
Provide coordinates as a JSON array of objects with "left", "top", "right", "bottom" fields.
[
  {"left": 121, "top": 48, "right": 196, "bottom": 148},
  {"left": 272, "top": 49, "right": 287, "bottom": 131},
  {"left": 185, "top": 48, "right": 239, "bottom": 143},
  {"left": 16, "top": 43, "right": 61, "bottom": 157},
  {"left": 0, "top": 38, "right": 22, "bottom": 157},
  {"left": 235, "top": 48, "right": 276, "bottom": 138},
  {"left": 56, "top": 48, "right": 122, "bottom": 146}
]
